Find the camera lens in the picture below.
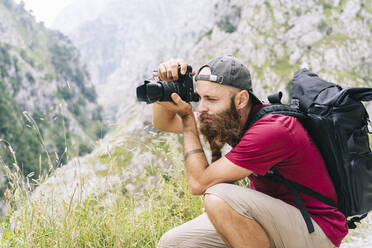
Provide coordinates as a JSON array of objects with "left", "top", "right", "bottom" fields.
[
  {"left": 162, "top": 81, "right": 181, "bottom": 101},
  {"left": 136, "top": 65, "right": 199, "bottom": 104},
  {"left": 136, "top": 81, "right": 164, "bottom": 104}
]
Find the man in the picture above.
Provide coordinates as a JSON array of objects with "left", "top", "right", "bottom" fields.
[{"left": 153, "top": 55, "right": 348, "bottom": 248}]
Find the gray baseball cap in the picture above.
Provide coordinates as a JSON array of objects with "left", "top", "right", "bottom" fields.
[{"left": 195, "top": 55, "right": 261, "bottom": 104}]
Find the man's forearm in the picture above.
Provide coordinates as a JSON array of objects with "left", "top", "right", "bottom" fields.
[{"left": 182, "top": 114, "right": 209, "bottom": 194}]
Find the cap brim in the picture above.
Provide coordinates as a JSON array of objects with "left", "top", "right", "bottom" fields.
[{"left": 249, "top": 91, "right": 261, "bottom": 105}]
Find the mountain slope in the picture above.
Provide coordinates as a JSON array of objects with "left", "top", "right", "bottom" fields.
[{"left": 0, "top": 0, "right": 106, "bottom": 187}]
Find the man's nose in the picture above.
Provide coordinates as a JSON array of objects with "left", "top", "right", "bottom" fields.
[{"left": 197, "top": 100, "right": 209, "bottom": 113}]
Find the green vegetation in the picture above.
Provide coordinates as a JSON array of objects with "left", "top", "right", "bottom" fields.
[
  {"left": 217, "top": 5, "right": 241, "bottom": 34},
  {"left": 0, "top": 46, "right": 11, "bottom": 78},
  {"left": 0, "top": 169, "right": 203, "bottom": 247},
  {"left": 49, "top": 43, "right": 75, "bottom": 80},
  {"left": 196, "top": 29, "right": 213, "bottom": 43},
  {"left": 0, "top": 81, "right": 43, "bottom": 180},
  {"left": 78, "top": 143, "right": 93, "bottom": 156},
  {"left": 294, "top": 7, "right": 302, "bottom": 17},
  {"left": 20, "top": 49, "right": 35, "bottom": 68},
  {"left": 25, "top": 72, "right": 35, "bottom": 84},
  {"left": 271, "top": 55, "right": 293, "bottom": 76},
  {"left": 0, "top": 134, "right": 204, "bottom": 247},
  {"left": 219, "top": 17, "right": 236, "bottom": 33},
  {"left": 0, "top": 0, "right": 107, "bottom": 199},
  {"left": 312, "top": 33, "right": 350, "bottom": 49},
  {"left": 317, "top": 19, "right": 333, "bottom": 35},
  {"left": 317, "top": 20, "right": 328, "bottom": 32},
  {"left": 320, "top": 0, "right": 333, "bottom": 17}
]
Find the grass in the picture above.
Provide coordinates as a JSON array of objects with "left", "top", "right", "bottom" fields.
[
  {"left": 1, "top": 126, "right": 372, "bottom": 247},
  {"left": 0, "top": 138, "right": 204, "bottom": 248},
  {"left": 0, "top": 112, "right": 203, "bottom": 247}
]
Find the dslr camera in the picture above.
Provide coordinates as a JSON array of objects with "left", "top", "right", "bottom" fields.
[{"left": 136, "top": 65, "right": 200, "bottom": 104}]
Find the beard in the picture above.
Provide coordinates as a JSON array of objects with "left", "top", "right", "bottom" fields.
[{"left": 199, "top": 98, "right": 242, "bottom": 162}]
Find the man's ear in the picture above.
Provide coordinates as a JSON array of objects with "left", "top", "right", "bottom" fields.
[{"left": 234, "top": 90, "right": 250, "bottom": 110}]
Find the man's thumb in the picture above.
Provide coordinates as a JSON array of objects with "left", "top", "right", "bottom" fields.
[{"left": 171, "top": 93, "right": 181, "bottom": 102}]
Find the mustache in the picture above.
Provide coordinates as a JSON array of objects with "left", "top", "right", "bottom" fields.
[
  {"left": 199, "top": 113, "right": 211, "bottom": 120},
  {"left": 199, "top": 113, "right": 219, "bottom": 123}
]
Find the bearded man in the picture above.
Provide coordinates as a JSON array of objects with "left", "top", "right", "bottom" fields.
[{"left": 152, "top": 55, "right": 347, "bottom": 248}]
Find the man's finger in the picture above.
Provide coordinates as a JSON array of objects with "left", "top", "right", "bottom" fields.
[
  {"left": 158, "top": 63, "right": 167, "bottom": 81},
  {"left": 158, "top": 59, "right": 188, "bottom": 81},
  {"left": 178, "top": 60, "right": 188, "bottom": 75},
  {"left": 171, "top": 93, "right": 183, "bottom": 105},
  {"left": 170, "top": 62, "right": 179, "bottom": 80},
  {"left": 166, "top": 65, "right": 173, "bottom": 80}
]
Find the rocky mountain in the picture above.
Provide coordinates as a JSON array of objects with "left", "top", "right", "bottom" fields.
[{"left": 0, "top": 0, "right": 107, "bottom": 193}]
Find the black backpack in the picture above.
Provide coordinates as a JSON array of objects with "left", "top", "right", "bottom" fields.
[{"left": 243, "top": 69, "right": 372, "bottom": 233}]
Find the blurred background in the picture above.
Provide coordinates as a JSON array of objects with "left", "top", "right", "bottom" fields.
[{"left": 0, "top": 0, "right": 371, "bottom": 247}]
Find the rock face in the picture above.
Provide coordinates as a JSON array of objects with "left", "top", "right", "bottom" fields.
[{"left": 191, "top": 0, "right": 372, "bottom": 102}]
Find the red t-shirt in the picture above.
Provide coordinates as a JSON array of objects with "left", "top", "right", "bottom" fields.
[{"left": 225, "top": 106, "right": 348, "bottom": 247}]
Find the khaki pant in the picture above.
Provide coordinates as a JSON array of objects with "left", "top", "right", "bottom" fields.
[{"left": 158, "top": 183, "right": 336, "bottom": 248}]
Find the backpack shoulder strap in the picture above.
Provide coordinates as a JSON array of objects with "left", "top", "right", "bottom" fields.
[
  {"left": 266, "top": 169, "right": 337, "bottom": 208},
  {"left": 266, "top": 168, "right": 337, "bottom": 233},
  {"left": 267, "top": 169, "right": 368, "bottom": 230},
  {"left": 240, "top": 103, "right": 306, "bottom": 141}
]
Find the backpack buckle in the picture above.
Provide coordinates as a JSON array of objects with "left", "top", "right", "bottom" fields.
[
  {"left": 291, "top": 99, "right": 300, "bottom": 108},
  {"left": 266, "top": 170, "right": 274, "bottom": 175}
]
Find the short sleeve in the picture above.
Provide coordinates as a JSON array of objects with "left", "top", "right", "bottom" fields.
[{"left": 225, "top": 115, "right": 296, "bottom": 175}]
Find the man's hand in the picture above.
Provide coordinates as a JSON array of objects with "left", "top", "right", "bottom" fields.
[
  {"left": 152, "top": 58, "right": 193, "bottom": 133},
  {"left": 157, "top": 59, "right": 189, "bottom": 81},
  {"left": 157, "top": 93, "right": 193, "bottom": 119}
]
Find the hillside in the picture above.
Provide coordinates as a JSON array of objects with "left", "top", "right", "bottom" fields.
[{"left": 0, "top": 0, "right": 107, "bottom": 199}]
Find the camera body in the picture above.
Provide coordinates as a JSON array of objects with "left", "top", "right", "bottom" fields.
[{"left": 136, "top": 65, "right": 200, "bottom": 104}]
